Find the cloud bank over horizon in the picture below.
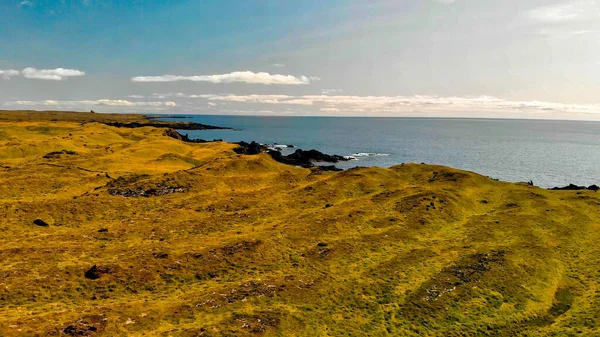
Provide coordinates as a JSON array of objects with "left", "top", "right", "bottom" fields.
[{"left": 5, "top": 93, "right": 600, "bottom": 120}]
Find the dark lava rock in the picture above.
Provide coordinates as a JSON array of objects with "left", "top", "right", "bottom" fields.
[
  {"left": 153, "top": 252, "right": 169, "bottom": 259},
  {"left": 268, "top": 149, "right": 349, "bottom": 168},
  {"left": 43, "top": 149, "right": 78, "bottom": 159},
  {"left": 98, "top": 228, "right": 108, "bottom": 233},
  {"left": 551, "top": 184, "right": 599, "bottom": 192},
  {"left": 33, "top": 219, "right": 49, "bottom": 227},
  {"left": 234, "top": 141, "right": 348, "bottom": 169},
  {"left": 84, "top": 265, "right": 111, "bottom": 280},
  {"left": 317, "top": 242, "right": 328, "bottom": 247},
  {"left": 234, "top": 141, "right": 267, "bottom": 155},
  {"left": 164, "top": 128, "right": 209, "bottom": 143}
]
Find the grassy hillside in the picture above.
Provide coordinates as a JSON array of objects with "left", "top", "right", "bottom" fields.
[{"left": 0, "top": 115, "right": 599, "bottom": 336}]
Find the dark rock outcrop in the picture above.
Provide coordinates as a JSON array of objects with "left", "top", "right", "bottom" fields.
[
  {"left": 84, "top": 265, "right": 111, "bottom": 280},
  {"left": 268, "top": 149, "right": 349, "bottom": 168},
  {"left": 33, "top": 219, "right": 49, "bottom": 227},
  {"left": 234, "top": 141, "right": 268, "bottom": 155},
  {"left": 163, "top": 129, "right": 212, "bottom": 143},
  {"left": 551, "top": 184, "right": 599, "bottom": 192},
  {"left": 43, "top": 150, "right": 78, "bottom": 159}
]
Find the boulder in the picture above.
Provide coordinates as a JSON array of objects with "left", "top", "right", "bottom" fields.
[{"left": 33, "top": 219, "right": 49, "bottom": 227}]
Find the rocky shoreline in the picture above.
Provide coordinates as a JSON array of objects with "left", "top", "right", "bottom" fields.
[
  {"left": 163, "top": 128, "right": 350, "bottom": 170},
  {"left": 103, "top": 121, "right": 231, "bottom": 131}
]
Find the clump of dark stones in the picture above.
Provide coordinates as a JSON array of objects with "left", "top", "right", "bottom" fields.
[
  {"left": 33, "top": 219, "right": 49, "bottom": 227},
  {"left": 448, "top": 250, "right": 506, "bottom": 284},
  {"left": 268, "top": 149, "right": 349, "bottom": 168},
  {"left": 63, "top": 315, "right": 107, "bottom": 336},
  {"left": 84, "top": 265, "right": 112, "bottom": 280},
  {"left": 551, "top": 184, "right": 599, "bottom": 192},
  {"left": 234, "top": 141, "right": 268, "bottom": 155},
  {"left": 108, "top": 183, "right": 187, "bottom": 197},
  {"left": 153, "top": 252, "right": 169, "bottom": 259},
  {"left": 234, "top": 313, "right": 280, "bottom": 334},
  {"left": 43, "top": 150, "right": 78, "bottom": 159}
]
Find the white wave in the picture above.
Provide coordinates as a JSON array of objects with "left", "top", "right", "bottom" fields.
[{"left": 351, "top": 153, "right": 391, "bottom": 157}]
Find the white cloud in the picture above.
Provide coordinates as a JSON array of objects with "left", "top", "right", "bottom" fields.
[
  {"left": 272, "top": 63, "right": 285, "bottom": 67},
  {"left": 22, "top": 67, "right": 86, "bottom": 80},
  {"left": 131, "top": 71, "right": 318, "bottom": 85},
  {"left": 7, "top": 99, "right": 176, "bottom": 107},
  {"left": 0, "top": 69, "right": 20, "bottom": 79},
  {"left": 163, "top": 93, "right": 600, "bottom": 117},
  {"left": 18, "top": 1, "right": 33, "bottom": 7},
  {"left": 322, "top": 89, "right": 343, "bottom": 94},
  {"left": 527, "top": 1, "right": 600, "bottom": 24},
  {"left": 435, "top": 0, "right": 456, "bottom": 4}
]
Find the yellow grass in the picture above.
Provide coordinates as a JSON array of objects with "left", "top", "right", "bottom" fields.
[{"left": 0, "top": 113, "right": 599, "bottom": 336}]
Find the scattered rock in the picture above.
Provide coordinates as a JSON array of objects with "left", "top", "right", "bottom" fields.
[
  {"left": 234, "top": 313, "right": 280, "bottom": 334},
  {"left": 153, "top": 252, "right": 168, "bottom": 259},
  {"left": 317, "top": 242, "right": 328, "bottom": 247},
  {"left": 33, "top": 219, "right": 49, "bottom": 227},
  {"left": 108, "top": 183, "right": 187, "bottom": 197},
  {"left": 62, "top": 315, "right": 106, "bottom": 336},
  {"left": 98, "top": 228, "right": 108, "bottom": 233}
]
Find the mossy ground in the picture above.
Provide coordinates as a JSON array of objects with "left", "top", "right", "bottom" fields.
[{"left": 1, "top": 113, "right": 600, "bottom": 336}]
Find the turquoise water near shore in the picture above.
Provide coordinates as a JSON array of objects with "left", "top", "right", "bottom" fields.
[{"left": 157, "top": 115, "right": 600, "bottom": 188}]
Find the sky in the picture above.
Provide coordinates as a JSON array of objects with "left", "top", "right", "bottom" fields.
[{"left": 1, "top": 0, "right": 600, "bottom": 120}]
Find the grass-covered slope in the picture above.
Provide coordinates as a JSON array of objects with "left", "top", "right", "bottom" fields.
[{"left": 1, "top": 117, "right": 599, "bottom": 336}]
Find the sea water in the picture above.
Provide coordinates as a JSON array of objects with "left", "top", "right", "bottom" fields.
[{"left": 156, "top": 115, "right": 600, "bottom": 188}]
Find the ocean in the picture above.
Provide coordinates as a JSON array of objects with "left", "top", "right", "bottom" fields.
[{"left": 156, "top": 115, "right": 600, "bottom": 188}]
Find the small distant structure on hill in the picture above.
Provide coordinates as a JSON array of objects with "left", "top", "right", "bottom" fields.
[{"left": 90, "top": 110, "right": 95, "bottom": 113}]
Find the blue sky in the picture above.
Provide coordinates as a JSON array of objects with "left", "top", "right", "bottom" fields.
[{"left": 2, "top": 0, "right": 600, "bottom": 120}]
